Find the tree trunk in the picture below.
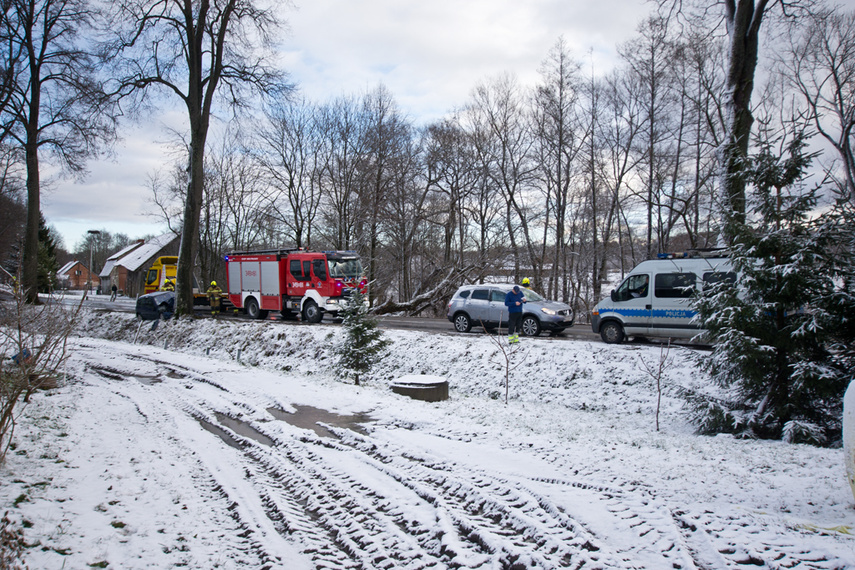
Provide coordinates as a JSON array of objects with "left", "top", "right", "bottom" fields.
[
  {"left": 720, "top": 0, "right": 768, "bottom": 241},
  {"left": 176, "top": 114, "right": 209, "bottom": 316},
  {"left": 23, "top": 137, "right": 40, "bottom": 304}
]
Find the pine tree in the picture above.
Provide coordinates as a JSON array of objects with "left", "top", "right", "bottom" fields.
[
  {"left": 334, "top": 288, "right": 390, "bottom": 386},
  {"left": 37, "top": 213, "right": 58, "bottom": 294},
  {"left": 692, "top": 129, "right": 850, "bottom": 445}
]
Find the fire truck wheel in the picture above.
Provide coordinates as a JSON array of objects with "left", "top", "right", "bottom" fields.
[
  {"left": 302, "top": 301, "right": 323, "bottom": 323},
  {"left": 245, "top": 297, "right": 263, "bottom": 320}
]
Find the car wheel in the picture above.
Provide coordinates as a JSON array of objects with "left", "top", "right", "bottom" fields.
[
  {"left": 302, "top": 301, "right": 322, "bottom": 323},
  {"left": 600, "top": 321, "right": 625, "bottom": 344},
  {"left": 521, "top": 315, "right": 541, "bottom": 337},
  {"left": 453, "top": 312, "right": 472, "bottom": 333},
  {"left": 245, "top": 297, "right": 262, "bottom": 320}
]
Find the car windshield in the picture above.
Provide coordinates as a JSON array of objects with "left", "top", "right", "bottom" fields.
[
  {"left": 522, "top": 289, "right": 545, "bottom": 302},
  {"left": 328, "top": 258, "right": 363, "bottom": 279}
]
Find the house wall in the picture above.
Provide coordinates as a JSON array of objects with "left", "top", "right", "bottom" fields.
[
  {"left": 109, "top": 266, "right": 130, "bottom": 295},
  {"left": 62, "top": 263, "right": 101, "bottom": 290}
]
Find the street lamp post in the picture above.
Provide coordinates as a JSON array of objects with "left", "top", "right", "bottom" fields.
[{"left": 87, "top": 230, "right": 100, "bottom": 293}]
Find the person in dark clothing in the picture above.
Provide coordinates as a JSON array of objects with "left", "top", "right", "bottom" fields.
[
  {"left": 504, "top": 285, "right": 526, "bottom": 343},
  {"left": 110, "top": 284, "right": 118, "bottom": 302}
]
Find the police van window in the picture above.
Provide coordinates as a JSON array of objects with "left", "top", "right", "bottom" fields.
[
  {"left": 614, "top": 274, "right": 649, "bottom": 301},
  {"left": 702, "top": 271, "right": 737, "bottom": 290},
  {"left": 471, "top": 289, "right": 489, "bottom": 301},
  {"left": 655, "top": 273, "right": 697, "bottom": 298},
  {"left": 490, "top": 290, "right": 505, "bottom": 302}
]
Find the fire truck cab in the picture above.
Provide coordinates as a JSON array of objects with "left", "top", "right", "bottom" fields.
[{"left": 225, "top": 249, "right": 364, "bottom": 322}]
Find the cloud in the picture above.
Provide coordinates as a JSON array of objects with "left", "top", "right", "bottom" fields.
[
  {"left": 280, "top": 0, "right": 650, "bottom": 120},
  {"left": 46, "top": 0, "right": 653, "bottom": 248}
]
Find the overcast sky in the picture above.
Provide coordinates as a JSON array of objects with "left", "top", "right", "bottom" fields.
[{"left": 46, "top": 0, "right": 653, "bottom": 252}]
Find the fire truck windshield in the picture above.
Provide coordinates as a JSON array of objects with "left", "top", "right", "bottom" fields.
[{"left": 328, "top": 258, "right": 363, "bottom": 279}]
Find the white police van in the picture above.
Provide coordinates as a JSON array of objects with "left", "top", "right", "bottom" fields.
[{"left": 591, "top": 252, "right": 736, "bottom": 344}]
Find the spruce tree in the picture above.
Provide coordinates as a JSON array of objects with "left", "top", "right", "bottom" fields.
[
  {"left": 37, "top": 213, "right": 58, "bottom": 293},
  {"left": 334, "top": 288, "right": 390, "bottom": 386},
  {"left": 692, "top": 130, "right": 850, "bottom": 445}
]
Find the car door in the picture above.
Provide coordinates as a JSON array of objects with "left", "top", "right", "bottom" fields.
[
  {"left": 466, "top": 288, "right": 491, "bottom": 326},
  {"left": 648, "top": 272, "right": 697, "bottom": 337},
  {"left": 488, "top": 288, "right": 510, "bottom": 327},
  {"left": 611, "top": 273, "right": 652, "bottom": 336}
]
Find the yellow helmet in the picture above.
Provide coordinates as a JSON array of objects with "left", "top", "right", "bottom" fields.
[
  {"left": 522, "top": 277, "right": 530, "bottom": 286},
  {"left": 211, "top": 281, "right": 217, "bottom": 286}
]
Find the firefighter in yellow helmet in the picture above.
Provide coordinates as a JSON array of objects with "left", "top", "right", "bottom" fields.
[
  {"left": 206, "top": 280, "right": 223, "bottom": 317},
  {"left": 163, "top": 279, "right": 175, "bottom": 292},
  {"left": 521, "top": 277, "right": 532, "bottom": 290}
]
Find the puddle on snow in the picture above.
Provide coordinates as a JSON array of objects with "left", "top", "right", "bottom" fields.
[
  {"left": 197, "top": 414, "right": 275, "bottom": 448},
  {"left": 267, "top": 405, "right": 375, "bottom": 439},
  {"left": 213, "top": 413, "right": 275, "bottom": 447},
  {"left": 89, "top": 365, "right": 162, "bottom": 385},
  {"left": 197, "top": 418, "right": 241, "bottom": 449}
]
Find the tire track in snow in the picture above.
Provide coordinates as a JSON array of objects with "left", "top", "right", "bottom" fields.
[
  {"left": 81, "top": 351, "right": 690, "bottom": 569},
  {"left": 77, "top": 345, "right": 848, "bottom": 570}
]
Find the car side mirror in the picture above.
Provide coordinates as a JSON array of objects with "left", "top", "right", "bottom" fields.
[{"left": 610, "top": 290, "right": 617, "bottom": 302}]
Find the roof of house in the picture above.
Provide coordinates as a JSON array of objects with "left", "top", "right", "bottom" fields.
[
  {"left": 100, "top": 241, "right": 145, "bottom": 278},
  {"left": 57, "top": 261, "right": 79, "bottom": 278},
  {"left": 114, "top": 232, "right": 179, "bottom": 272}
]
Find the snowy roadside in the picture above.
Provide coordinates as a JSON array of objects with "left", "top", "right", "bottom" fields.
[{"left": 1, "top": 310, "right": 853, "bottom": 568}]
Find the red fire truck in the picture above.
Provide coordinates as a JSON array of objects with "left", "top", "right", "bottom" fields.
[{"left": 225, "top": 249, "right": 365, "bottom": 322}]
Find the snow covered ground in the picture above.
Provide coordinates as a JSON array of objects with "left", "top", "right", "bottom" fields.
[{"left": 2, "top": 309, "right": 854, "bottom": 569}]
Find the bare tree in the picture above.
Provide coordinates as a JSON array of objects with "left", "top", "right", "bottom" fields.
[
  {"left": 532, "top": 37, "right": 585, "bottom": 300},
  {"left": 784, "top": 8, "right": 855, "bottom": 199},
  {"left": 469, "top": 74, "right": 540, "bottom": 283},
  {"left": 108, "top": 0, "right": 290, "bottom": 315},
  {"left": 2, "top": 0, "right": 116, "bottom": 304},
  {"left": 423, "top": 116, "right": 480, "bottom": 266},
  {"left": 357, "top": 84, "right": 410, "bottom": 304},
  {"left": 316, "top": 94, "right": 369, "bottom": 251},
  {"left": 0, "top": 268, "right": 82, "bottom": 463},
  {"left": 257, "top": 98, "right": 323, "bottom": 249},
  {"left": 620, "top": 16, "right": 678, "bottom": 258},
  {"left": 712, "top": 0, "right": 813, "bottom": 241}
]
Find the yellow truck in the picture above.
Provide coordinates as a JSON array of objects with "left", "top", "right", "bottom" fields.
[
  {"left": 144, "top": 256, "right": 224, "bottom": 307},
  {"left": 143, "top": 256, "right": 178, "bottom": 294}
]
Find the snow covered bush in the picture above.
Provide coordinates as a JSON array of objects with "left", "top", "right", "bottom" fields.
[
  {"left": 333, "top": 288, "right": 390, "bottom": 385},
  {"left": 0, "top": 280, "right": 80, "bottom": 463},
  {"left": 691, "top": 129, "right": 852, "bottom": 445}
]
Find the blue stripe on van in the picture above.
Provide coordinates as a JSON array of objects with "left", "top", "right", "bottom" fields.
[
  {"left": 651, "top": 309, "right": 696, "bottom": 319},
  {"left": 601, "top": 308, "right": 650, "bottom": 317},
  {"left": 600, "top": 308, "right": 697, "bottom": 319}
]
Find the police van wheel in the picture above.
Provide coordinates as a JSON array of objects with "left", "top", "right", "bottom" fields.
[
  {"left": 600, "top": 321, "right": 625, "bottom": 344},
  {"left": 303, "top": 301, "right": 322, "bottom": 323}
]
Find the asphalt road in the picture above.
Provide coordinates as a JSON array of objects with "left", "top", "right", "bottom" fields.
[{"left": 52, "top": 291, "right": 602, "bottom": 342}]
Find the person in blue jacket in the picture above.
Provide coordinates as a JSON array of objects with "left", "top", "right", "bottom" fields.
[{"left": 504, "top": 285, "right": 526, "bottom": 343}]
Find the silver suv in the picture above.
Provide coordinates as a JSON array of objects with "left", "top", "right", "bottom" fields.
[{"left": 447, "top": 284, "right": 574, "bottom": 336}]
